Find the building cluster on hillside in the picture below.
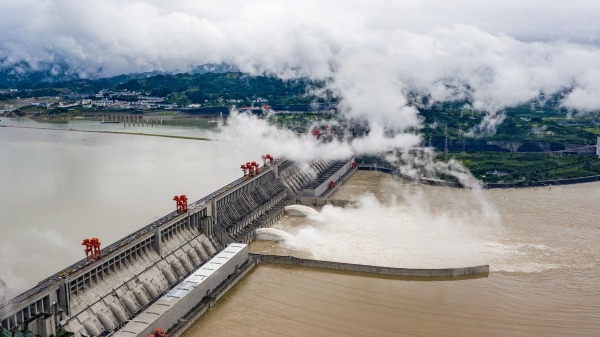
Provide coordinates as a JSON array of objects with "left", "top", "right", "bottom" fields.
[
  {"left": 83, "top": 90, "right": 176, "bottom": 109},
  {"left": 2, "top": 88, "right": 277, "bottom": 112},
  {"left": 6, "top": 89, "right": 180, "bottom": 111}
]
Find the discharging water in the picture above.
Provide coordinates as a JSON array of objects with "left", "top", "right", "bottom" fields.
[{"left": 183, "top": 171, "right": 600, "bottom": 336}]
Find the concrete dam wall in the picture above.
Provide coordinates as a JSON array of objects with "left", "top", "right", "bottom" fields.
[
  {"left": 0, "top": 207, "right": 219, "bottom": 337},
  {"left": 112, "top": 244, "right": 249, "bottom": 337},
  {"left": 256, "top": 255, "right": 490, "bottom": 278},
  {"left": 0, "top": 157, "right": 358, "bottom": 337}
]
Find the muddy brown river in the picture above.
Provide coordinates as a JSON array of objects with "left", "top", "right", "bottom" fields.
[{"left": 183, "top": 171, "right": 600, "bottom": 336}]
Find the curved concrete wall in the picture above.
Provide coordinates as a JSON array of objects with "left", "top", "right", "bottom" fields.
[{"left": 256, "top": 255, "right": 489, "bottom": 278}]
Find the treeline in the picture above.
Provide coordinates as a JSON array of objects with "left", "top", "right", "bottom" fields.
[
  {"left": 420, "top": 102, "right": 600, "bottom": 145},
  {"left": 449, "top": 153, "right": 600, "bottom": 183},
  {"left": 357, "top": 153, "right": 600, "bottom": 185},
  {"left": 1, "top": 71, "right": 337, "bottom": 107}
]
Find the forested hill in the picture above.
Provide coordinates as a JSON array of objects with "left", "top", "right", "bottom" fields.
[
  {"left": 115, "top": 72, "right": 330, "bottom": 106},
  {"left": 0, "top": 70, "right": 334, "bottom": 107}
]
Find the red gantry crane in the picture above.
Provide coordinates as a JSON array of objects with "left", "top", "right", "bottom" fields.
[
  {"left": 173, "top": 195, "right": 188, "bottom": 213},
  {"left": 82, "top": 238, "right": 102, "bottom": 261}
]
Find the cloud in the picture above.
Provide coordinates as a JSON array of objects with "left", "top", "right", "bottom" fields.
[
  {"left": 1, "top": 0, "right": 600, "bottom": 119},
  {"left": 216, "top": 109, "right": 421, "bottom": 163},
  {"left": 561, "top": 68, "right": 600, "bottom": 111}
]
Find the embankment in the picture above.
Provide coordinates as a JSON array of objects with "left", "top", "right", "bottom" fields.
[{"left": 255, "top": 254, "right": 489, "bottom": 278}]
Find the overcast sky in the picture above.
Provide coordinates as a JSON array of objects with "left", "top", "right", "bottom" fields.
[{"left": 1, "top": 0, "right": 600, "bottom": 123}]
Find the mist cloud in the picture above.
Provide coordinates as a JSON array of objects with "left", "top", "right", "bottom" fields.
[
  {"left": 217, "top": 110, "right": 422, "bottom": 163},
  {"left": 2, "top": 0, "right": 600, "bottom": 118}
]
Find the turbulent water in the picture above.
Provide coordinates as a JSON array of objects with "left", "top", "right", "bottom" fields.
[
  {"left": 284, "top": 204, "right": 321, "bottom": 217},
  {"left": 254, "top": 173, "right": 599, "bottom": 273},
  {"left": 255, "top": 228, "right": 294, "bottom": 242},
  {"left": 184, "top": 171, "right": 600, "bottom": 336}
]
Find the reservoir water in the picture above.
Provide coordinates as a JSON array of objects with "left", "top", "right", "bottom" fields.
[
  {"left": 2, "top": 118, "right": 599, "bottom": 335},
  {"left": 0, "top": 117, "right": 256, "bottom": 298}
]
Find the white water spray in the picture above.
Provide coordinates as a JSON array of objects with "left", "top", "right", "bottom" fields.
[
  {"left": 251, "top": 181, "right": 568, "bottom": 273},
  {"left": 255, "top": 228, "right": 294, "bottom": 242},
  {"left": 284, "top": 205, "right": 320, "bottom": 217}
]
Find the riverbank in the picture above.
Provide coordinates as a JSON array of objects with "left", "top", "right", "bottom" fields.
[
  {"left": 1, "top": 125, "right": 212, "bottom": 141},
  {"left": 3, "top": 116, "right": 598, "bottom": 187},
  {"left": 484, "top": 174, "right": 600, "bottom": 188},
  {"left": 358, "top": 164, "right": 600, "bottom": 189},
  {"left": 1, "top": 108, "right": 223, "bottom": 121}
]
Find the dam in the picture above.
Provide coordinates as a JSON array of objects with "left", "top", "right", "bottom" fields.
[
  {"left": 0, "top": 157, "right": 358, "bottom": 337},
  {"left": 1, "top": 156, "right": 491, "bottom": 337}
]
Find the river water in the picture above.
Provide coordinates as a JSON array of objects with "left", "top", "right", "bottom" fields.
[
  {"left": 2, "top": 118, "right": 599, "bottom": 335},
  {"left": 184, "top": 172, "right": 600, "bottom": 336}
]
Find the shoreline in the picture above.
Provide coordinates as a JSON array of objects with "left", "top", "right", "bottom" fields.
[
  {"left": 1, "top": 125, "right": 212, "bottom": 141},
  {"left": 357, "top": 165, "right": 600, "bottom": 189},
  {"left": 3, "top": 117, "right": 598, "bottom": 188}
]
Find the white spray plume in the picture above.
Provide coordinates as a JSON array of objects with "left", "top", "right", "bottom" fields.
[
  {"left": 284, "top": 205, "right": 320, "bottom": 217},
  {"left": 259, "top": 191, "right": 504, "bottom": 269},
  {"left": 384, "top": 148, "right": 483, "bottom": 189},
  {"left": 217, "top": 109, "right": 421, "bottom": 163},
  {"left": 0, "top": 228, "right": 81, "bottom": 301}
]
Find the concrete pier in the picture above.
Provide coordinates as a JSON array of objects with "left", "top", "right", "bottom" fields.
[{"left": 255, "top": 255, "right": 489, "bottom": 278}]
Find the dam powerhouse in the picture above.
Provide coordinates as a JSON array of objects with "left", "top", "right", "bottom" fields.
[{"left": 0, "top": 157, "right": 488, "bottom": 337}]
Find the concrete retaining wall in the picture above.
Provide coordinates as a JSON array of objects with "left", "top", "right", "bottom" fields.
[
  {"left": 256, "top": 255, "right": 489, "bottom": 277},
  {"left": 317, "top": 163, "right": 357, "bottom": 198}
]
